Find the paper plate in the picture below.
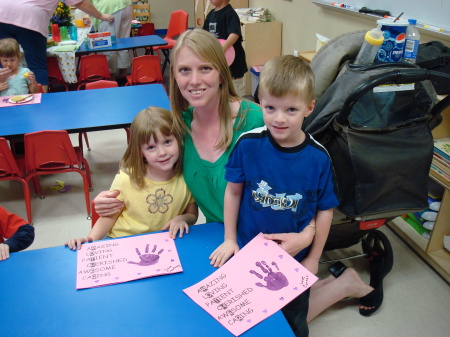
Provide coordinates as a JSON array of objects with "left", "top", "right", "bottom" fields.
[
  {"left": 218, "top": 39, "right": 235, "bottom": 66},
  {"left": 8, "top": 95, "right": 34, "bottom": 104}
]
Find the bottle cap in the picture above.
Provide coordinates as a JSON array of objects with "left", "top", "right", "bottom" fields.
[
  {"left": 408, "top": 19, "right": 417, "bottom": 25},
  {"left": 365, "top": 28, "right": 384, "bottom": 46}
]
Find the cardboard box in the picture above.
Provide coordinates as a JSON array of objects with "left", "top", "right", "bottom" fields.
[
  {"left": 194, "top": 0, "right": 249, "bottom": 28},
  {"left": 87, "top": 32, "right": 112, "bottom": 49}
]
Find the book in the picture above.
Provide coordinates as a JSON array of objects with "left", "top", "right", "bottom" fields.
[
  {"left": 433, "top": 137, "right": 450, "bottom": 162},
  {"left": 432, "top": 155, "right": 450, "bottom": 176}
]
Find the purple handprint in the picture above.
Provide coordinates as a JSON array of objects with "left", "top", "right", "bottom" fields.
[
  {"left": 250, "top": 260, "right": 289, "bottom": 291},
  {"left": 128, "top": 244, "right": 164, "bottom": 266}
]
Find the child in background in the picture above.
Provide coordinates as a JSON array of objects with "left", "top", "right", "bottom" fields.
[
  {"left": 203, "top": 0, "right": 247, "bottom": 96},
  {"left": 0, "top": 38, "right": 38, "bottom": 96},
  {"left": 0, "top": 206, "right": 35, "bottom": 261},
  {"left": 66, "top": 107, "right": 198, "bottom": 250},
  {"left": 210, "top": 55, "right": 339, "bottom": 337}
]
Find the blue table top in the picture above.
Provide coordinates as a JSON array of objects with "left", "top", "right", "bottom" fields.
[
  {"left": 76, "top": 35, "right": 167, "bottom": 54},
  {"left": 0, "top": 84, "right": 170, "bottom": 138},
  {"left": 0, "top": 223, "right": 295, "bottom": 337}
]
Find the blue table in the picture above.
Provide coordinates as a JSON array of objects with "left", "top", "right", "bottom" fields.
[
  {"left": 0, "top": 84, "right": 170, "bottom": 138},
  {"left": 76, "top": 35, "right": 167, "bottom": 57},
  {"left": 0, "top": 223, "right": 295, "bottom": 337}
]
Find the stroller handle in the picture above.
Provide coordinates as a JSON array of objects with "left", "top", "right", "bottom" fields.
[{"left": 336, "top": 68, "right": 450, "bottom": 125}]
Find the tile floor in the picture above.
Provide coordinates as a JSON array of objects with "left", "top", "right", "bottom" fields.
[{"left": 1, "top": 128, "right": 449, "bottom": 337}]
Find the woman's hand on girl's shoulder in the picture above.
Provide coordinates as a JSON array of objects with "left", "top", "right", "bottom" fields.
[{"left": 93, "top": 190, "right": 124, "bottom": 216}]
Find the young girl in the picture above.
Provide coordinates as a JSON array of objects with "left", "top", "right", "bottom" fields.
[
  {"left": 0, "top": 38, "right": 38, "bottom": 96},
  {"left": 66, "top": 107, "right": 198, "bottom": 250}
]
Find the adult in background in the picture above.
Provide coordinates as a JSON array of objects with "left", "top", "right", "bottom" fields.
[
  {"left": 0, "top": 0, "right": 114, "bottom": 93},
  {"left": 92, "top": 0, "right": 132, "bottom": 82}
]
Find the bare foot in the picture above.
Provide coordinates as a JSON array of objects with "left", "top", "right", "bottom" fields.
[{"left": 340, "top": 267, "right": 374, "bottom": 299}]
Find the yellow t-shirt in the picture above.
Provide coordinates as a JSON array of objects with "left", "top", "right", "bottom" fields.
[{"left": 108, "top": 170, "right": 194, "bottom": 238}]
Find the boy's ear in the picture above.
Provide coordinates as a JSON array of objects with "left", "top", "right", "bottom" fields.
[{"left": 305, "top": 100, "right": 315, "bottom": 117}]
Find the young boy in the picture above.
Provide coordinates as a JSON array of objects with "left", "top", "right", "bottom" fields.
[
  {"left": 203, "top": 0, "right": 247, "bottom": 96},
  {"left": 210, "top": 55, "right": 339, "bottom": 337},
  {"left": 0, "top": 206, "right": 35, "bottom": 261}
]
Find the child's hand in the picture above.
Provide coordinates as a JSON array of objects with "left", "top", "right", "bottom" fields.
[
  {"left": 209, "top": 240, "right": 239, "bottom": 268},
  {"left": 300, "top": 256, "right": 319, "bottom": 274},
  {"left": 65, "top": 236, "right": 93, "bottom": 250},
  {"left": 161, "top": 216, "right": 190, "bottom": 239},
  {"left": 0, "top": 68, "right": 11, "bottom": 82},
  {"left": 26, "top": 71, "right": 36, "bottom": 84},
  {"left": 0, "top": 81, "right": 9, "bottom": 91},
  {"left": 264, "top": 228, "right": 315, "bottom": 257},
  {"left": 0, "top": 243, "right": 10, "bottom": 261}
]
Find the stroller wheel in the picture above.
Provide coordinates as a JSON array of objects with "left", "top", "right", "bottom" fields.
[{"left": 361, "top": 230, "right": 394, "bottom": 274}]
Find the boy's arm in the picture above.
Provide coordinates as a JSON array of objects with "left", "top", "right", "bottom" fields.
[
  {"left": 1, "top": 224, "right": 35, "bottom": 259},
  {"left": 65, "top": 213, "right": 119, "bottom": 250},
  {"left": 302, "top": 208, "right": 333, "bottom": 274},
  {"left": 209, "top": 181, "right": 243, "bottom": 267},
  {"left": 222, "top": 33, "right": 239, "bottom": 52}
]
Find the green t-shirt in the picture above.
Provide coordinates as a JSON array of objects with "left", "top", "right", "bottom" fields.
[{"left": 182, "top": 100, "right": 264, "bottom": 223}]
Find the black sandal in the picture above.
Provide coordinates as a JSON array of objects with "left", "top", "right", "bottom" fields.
[{"left": 328, "top": 261, "right": 347, "bottom": 278}]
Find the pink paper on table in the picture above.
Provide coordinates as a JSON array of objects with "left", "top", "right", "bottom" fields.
[
  {"left": 183, "top": 233, "right": 318, "bottom": 336},
  {"left": 0, "top": 94, "right": 42, "bottom": 108},
  {"left": 76, "top": 232, "right": 182, "bottom": 289}
]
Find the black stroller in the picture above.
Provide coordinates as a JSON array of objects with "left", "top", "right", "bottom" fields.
[{"left": 302, "top": 31, "right": 450, "bottom": 315}]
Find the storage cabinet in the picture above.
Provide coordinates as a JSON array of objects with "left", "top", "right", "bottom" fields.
[
  {"left": 240, "top": 19, "right": 282, "bottom": 95},
  {"left": 388, "top": 100, "right": 450, "bottom": 283}
]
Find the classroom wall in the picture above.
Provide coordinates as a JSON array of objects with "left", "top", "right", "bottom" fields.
[
  {"left": 148, "top": 0, "right": 195, "bottom": 30},
  {"left": 248, "top": 0, "right": 450, "bottom": 56}
]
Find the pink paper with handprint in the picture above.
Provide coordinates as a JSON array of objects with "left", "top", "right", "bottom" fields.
[
  {"left": 183, "top": 233, "right": 318, "bottom": 336},
  {"left": 76, "top": 232, "right": 182, "bottom": 289}
]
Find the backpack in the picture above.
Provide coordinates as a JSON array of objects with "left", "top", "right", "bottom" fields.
[{"left": 416, "top": 41, "right": 450, "bottom": 94}]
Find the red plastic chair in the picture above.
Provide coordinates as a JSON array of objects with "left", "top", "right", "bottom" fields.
[
  {"left": 83, "top": 80, "right": 129, "bottom": 144},
  {"left": 137, "top": 23, "right": 156, "bottom": 37},
  {"left": 150, "top": 10, "right": 189, "bottom": 73},
  {"left": 0, "top": 138, "right": 32, "bottom": 223},
  {"left": 77, "top": 54, "right": 111, "bottom": 90},
  {"left": 91, "top": 200, "right": 99, "bottom": 228},
  {"left": 37, "top": 84, "right": 44, "bottom": 94},
  {"left": 46, "top": 57, "right": 69, "bottom": 92},
  {"left": 126, "top": 55, "right": 163, "bottom": 86},
  {"left": 85, "top": 80, "right": 118, "bottom": 90},
  {"left": 24, "top": 130, "right": 93, "bottom": 220}
]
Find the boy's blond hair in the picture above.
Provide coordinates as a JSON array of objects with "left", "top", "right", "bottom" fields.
[
  {"left": 120, "top": 107, "right": 183, "bottom": 188},
  {"left": 169, "top": 29, "right": 245, "bottom": 150},
  {"left": 0, "top": 38, "right": 22, "bottom": 60},
  {"left": 259, "top": 55, "right": 315, "bottom": 104}
]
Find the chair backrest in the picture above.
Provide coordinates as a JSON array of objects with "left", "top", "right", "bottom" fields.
[
  {"left": 85, "top": 80, "right": 118, "bottom": 90},
  {"left": 46, "top": 57, "right": 65, "bottom": 82},
  {"left": 132, "top": 3, "right": 151, "bottom": 23},
  {"left": 24, "top": 130, "right": 80, "bottom": 172},
  {"left": 130, "top": 55, "right": 163, "bottom": 85},
  {"left": 78, "top": 54, "right": 110, "bottom": 86},
  {"left": 91, "top": 200, "right": 99, "bottom": 227},
  {"left": 166, "top": 10, "right": 188, "bottom": 40},
  {"left": 137, "top": 22, "right": 156, "bottom": 36},
  {"left": 0, "top": 138, "right": 22, "bottom": 178}
]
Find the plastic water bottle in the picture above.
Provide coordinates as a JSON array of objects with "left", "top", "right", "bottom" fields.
[
  {"left": 109, "top": 21, "right": 117, "bottom": 44},
  {"left": 403, "top": 19, "right": 420, "bottom": 64},
  {"left": 354, "top": 26, "right": 384, "bottom": 65}
]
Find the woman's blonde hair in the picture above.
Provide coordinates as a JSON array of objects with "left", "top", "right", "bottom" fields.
[
  {"left": 169, "top": 29, "right": 242, "bottom": 150},
  {"left": 0, "top": 38, "right": 22, "bottom": 60},
  {"left": 259, "top": 55, "right": 315, "bottom": 104},
  {"left": 120, "top": 107, "right": 183, "bottom": 188}
]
